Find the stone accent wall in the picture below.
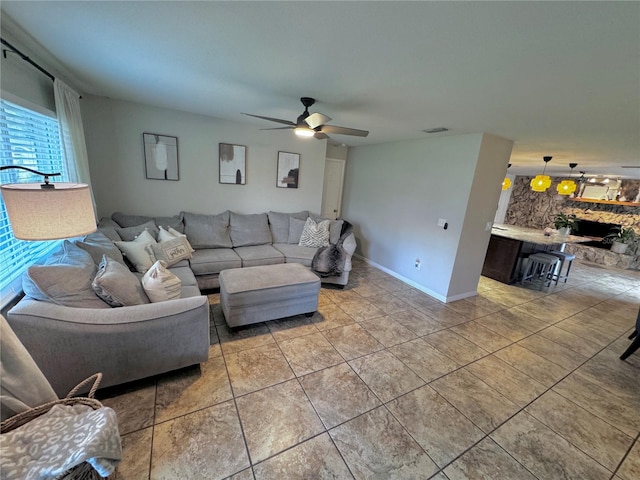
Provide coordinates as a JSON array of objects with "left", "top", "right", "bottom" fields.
[{"left": 505, "top": 176, "right": 640, "bottom": 269}]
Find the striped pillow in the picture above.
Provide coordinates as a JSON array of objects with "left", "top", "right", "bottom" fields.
[{"left": 299, "top": 217, "right": 331, "bottom": 248}]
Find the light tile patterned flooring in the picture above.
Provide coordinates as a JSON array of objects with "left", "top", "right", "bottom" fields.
[{"left": 101, "top": 258, "right": 640, "bottom": 479}]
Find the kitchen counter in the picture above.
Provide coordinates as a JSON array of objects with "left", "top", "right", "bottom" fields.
[
  {"left": 482, "top": 224, "right": 590, "bottom": 284},
  {"left": 490, "top": 224, "right": 590, "bottom": 246}
]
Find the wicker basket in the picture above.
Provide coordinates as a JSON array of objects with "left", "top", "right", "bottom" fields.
[{"left": 1, "top": 373, "right": 107, "bottom": 480}]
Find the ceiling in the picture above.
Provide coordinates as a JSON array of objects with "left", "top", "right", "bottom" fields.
[{"left": 2, "top": 1, "right": 639, "bottom": 178}]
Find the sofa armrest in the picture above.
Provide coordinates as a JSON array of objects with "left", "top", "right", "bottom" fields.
[
  {"left": 342, "top": 233, "right": 357, "bottom": 256},
  {"left": 7, "top": 296, "right": 210, "bottom": 396}
]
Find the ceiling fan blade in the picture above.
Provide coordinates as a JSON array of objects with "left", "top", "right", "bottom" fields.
[
  {"left": 242, "top": 113, "right": 295, "bottom": 126},
  {"left": 320, "top": 125, "right": 369, "bottom": 137},
  {"left": 260, "top": 126, "right": 294, "bottom": 130},
  {"left": 314, "top": 132, "right": 329, "bottom": 140},
  {"left": 305, "top": 112, "right": 331, "bottom": 129}
]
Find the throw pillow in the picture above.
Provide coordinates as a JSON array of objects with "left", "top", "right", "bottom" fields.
[
  {"left": 92, "top": 255, "right": 150, "bottom": 307},
  {"left": 299, "top": 217, "right": 330, "bottom": 248},
  {"left": 308, "top": 214, "right": 343, "bottom": 245},
  {"left": 76, "top": 230, "right": 125, "bottom": 265},
  {"left": 142, "top": 260, "right": 182, "bottom": 303},
  {"left": 167, "top": 227, "right": 195, "bottom": 252},
  {"left": 115, "top": 220, "right": 159, "bottom": 241},
  {"left": 182, "top": 211, "right": 232, "bottom": 248},
  {"left": 114, "top": 233, "right": 157, "bottom": 273},
  {"left": 22, "top": 240, "right": 110, "bottom": 308},
  {"left": 288, "top": 217, "right": 307, "bottom": 244},
  {"left": 150, "top": 237, "right": 193, "bottom": 267}
]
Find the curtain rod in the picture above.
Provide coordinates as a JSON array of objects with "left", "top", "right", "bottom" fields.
[{"left": 1, "top": 37, "right": 55, "bottom": 82}]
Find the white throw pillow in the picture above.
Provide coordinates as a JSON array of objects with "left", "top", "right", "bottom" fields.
[
  {"left": 158, "top": 226, "right": 195, "bottom": 253},
  {"left": 114, "top": 231, "right": 157, "bottom": 273},
  {"left": 142, "top": 260, "right": 182, "bottom": 302},
  {"left": 299, "top": 217, "right": 331, "bottom": 248}
]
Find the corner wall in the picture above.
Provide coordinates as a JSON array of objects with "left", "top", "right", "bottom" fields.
[
  {"left": 342, "top": 133, "right": 512, "bottom": 301},
  {"left": 81, "top": 95, "right": 328, "bottom": 218}
]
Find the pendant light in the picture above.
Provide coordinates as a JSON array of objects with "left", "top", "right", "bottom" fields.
[
  {"left": 501, "top": 163, "right": 512, "bottom": 190},
  {"left": 530, "top": 156, "right": 552, "bottom": 192},
  {"left": 556, "top": 163, "right": 578, "bottom": 195}
]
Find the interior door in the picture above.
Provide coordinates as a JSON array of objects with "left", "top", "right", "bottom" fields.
[{"left": 321, "top": 158, "right": 346, "bottom": 219}]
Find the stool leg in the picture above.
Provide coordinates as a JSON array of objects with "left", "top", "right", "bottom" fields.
[
  {"left": 563, "top": 260, "right": 573, "bottom": 283},
  {"left": 554, "top": 259, "right": 564, "bottom": 286},
  {"left": 620, "top": 336, "right": 640, "bottom": 360}
]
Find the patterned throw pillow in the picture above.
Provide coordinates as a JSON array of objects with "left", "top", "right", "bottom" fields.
[{"left": 299, "top": 217, "right": 331, "bottom": 248}]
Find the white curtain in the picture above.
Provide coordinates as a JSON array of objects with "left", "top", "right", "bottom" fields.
[{"left": 53, "top": 79, "right": 97, "bottom": 216}]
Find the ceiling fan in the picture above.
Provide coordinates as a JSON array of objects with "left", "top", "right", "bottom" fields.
[{"left": 242, "top": 97, "right": 369, "bottom": 139}]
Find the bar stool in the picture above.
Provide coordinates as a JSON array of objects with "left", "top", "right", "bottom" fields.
[
  {"left": 547, "top": 250, "right": 576, "bottom": 285},
  {"left": 521, "top": 253, "right": 560, "bottom": 288}
]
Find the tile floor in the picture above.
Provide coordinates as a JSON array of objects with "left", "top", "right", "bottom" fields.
[{"left": 100, "top": 258, "right": 640, "bottom": 479}]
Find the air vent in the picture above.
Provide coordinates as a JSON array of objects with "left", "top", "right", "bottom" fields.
[{"left": 422, "top": 127, "right": 449, "bottom": 134}]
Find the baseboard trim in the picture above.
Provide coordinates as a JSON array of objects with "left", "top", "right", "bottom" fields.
[{"left": 354, "top": 254, "right": 477, "bottom": 303}]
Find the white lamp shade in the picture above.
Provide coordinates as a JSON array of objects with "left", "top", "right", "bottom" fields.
[{"left": 1, "top": 183, "right": 96, "bottom": 240}]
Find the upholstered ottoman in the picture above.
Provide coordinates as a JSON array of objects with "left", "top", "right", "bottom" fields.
[{"left": 219, "top": 263, "right": 320, "bottom": 327}]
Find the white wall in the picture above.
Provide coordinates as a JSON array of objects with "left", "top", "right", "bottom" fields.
[
  {"left": 81, "top": 95, "right": 328, "bottom": 218},
  {"left": 342, "top": 133, "right": 512, "bottom": 301},
  {"left": 448, "top": 134, "right": 513, "bottom": 298}
]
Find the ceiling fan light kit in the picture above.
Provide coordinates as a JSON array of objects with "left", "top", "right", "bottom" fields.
[{"left": 243, "top": 97, "right": 369, "bottom": 141}]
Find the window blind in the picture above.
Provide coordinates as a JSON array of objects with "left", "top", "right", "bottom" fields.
[{"left": 0, "top": 98, "right": 67, "bottom": 293}]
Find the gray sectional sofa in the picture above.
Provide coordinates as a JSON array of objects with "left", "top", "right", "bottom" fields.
[{"left": 6, "top": 210, "right": 356, "bottom": 396}]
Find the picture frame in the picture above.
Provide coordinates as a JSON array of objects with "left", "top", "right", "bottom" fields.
[
  {"left": 143, "top": 133, "right": 179, "bottom": 180},
  {"left": 277, "top": 151, "right": 300, "bottom": 189},
  {"left": 219, "top": 143, "right": 246, "bottom": 185}
]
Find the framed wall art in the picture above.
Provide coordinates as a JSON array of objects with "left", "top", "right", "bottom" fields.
[
  {"left": 219, "top": 143, "right": 246, "bottom": 185},
  {"left": 143, "top": 133, "right": 179, "bottom": 180},
  {"left": 276, "top": 151, "right": 300, "bottom": 189}
]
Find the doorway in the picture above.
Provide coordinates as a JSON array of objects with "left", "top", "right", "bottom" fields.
[{"left": 321, "top": 157, "right": 346, "bottom": 219}]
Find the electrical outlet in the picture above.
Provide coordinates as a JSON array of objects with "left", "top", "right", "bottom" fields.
[
  {"left": 437, "top": 218, "right": 446, "bottom": 227},
  {"left": 486, "top": 221, "right": 493, "bottom": 231},
  {"left": 415, "top": 258, "right": 421, "bottom": 270}
]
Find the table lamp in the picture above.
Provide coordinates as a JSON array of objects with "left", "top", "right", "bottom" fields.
[{"left": 0, "top": 166, "right": 96, "bottom": 240}]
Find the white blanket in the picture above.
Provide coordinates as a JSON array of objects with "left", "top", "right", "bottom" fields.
[{"left": 0, "top": 403, "right": 122, "bottom": 479}]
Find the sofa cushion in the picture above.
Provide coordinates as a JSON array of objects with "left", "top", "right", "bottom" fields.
[
  {"left": 76, "top": 230, "right": 125, "bottom": 266},
  {"left": 182, "top": 211, "right": 232, "bottom": 249},
  {"left": 112, "top": 212, "right": 152, "bottom": 227},
  {"left": 116, "top": 220, "right": 159, "bottom": 241},
  {"left": 188, "top": 248, "right": 241, "bottom": 275},
  {"left": 272, "top": 243, "right": 317, "bottom": 267},
  {"left": 93, "top": 255, "right": 150, "bottom": 307},
  {"left": 268, "top": 211, "right": 309, "bottom": 243},
  {"left": 299, "top": 217, "right": 330, "bottom": 248},
  {"left": 167, "top": 265, "right": 199, "bottom": 287},
  {"left": 112, "top": 212, "right": 184, "bottom": 233},
  {"left": 229, "top": 212, "right": 272, "bottom": 247},
  {"left": 234, "top": 245, "right": 285, "bottom": 267},
  {"left": 22, "top": 241, "right": 110, "bottom": 309},
  {"left": 141, "top": 260, "right": 182, "bottom": 303},
  {"left": 288, "top": 217, "right": 307, "bottom": 244}
]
